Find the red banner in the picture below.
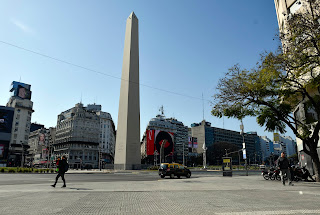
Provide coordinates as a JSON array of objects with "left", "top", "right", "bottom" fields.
[{"left": 146, "top": 130, "right": 155, "bottom": 155}]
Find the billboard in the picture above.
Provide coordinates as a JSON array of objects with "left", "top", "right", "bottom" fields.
[
  {"left": 155, "top": 130, "right": 174, "bottom": 157},
  {"left": 188, "top": 136, "right": 192, "bottom": 148},
  {"left": 146, "top": 130, "right": 175, "bottom": 156},
  {"left": 192, "top": 137, "right": 198, "bottom": 148},
  {"left": 42, "top": 148, "right": 48, "bottom": 160},
  {"left": 39, "top": 133, "right": 46, "bottom": 146},
  {"left": 0, "top": 108, "right": 14, "bottom": 133},
  {"left": 0, "top": 141, "right": 9, "bottom": 160},
  {"left": 0, "top": 144, "right": 5, "bottom": 158},
  {"left": 188, "top": 137, "right": 198, "bottom": 148},
  {"left": 10, "top": 81, "right": 32, "bottom": 100},
  {"left": 146, "top": 130, "right": 155, "bottom": 156}
]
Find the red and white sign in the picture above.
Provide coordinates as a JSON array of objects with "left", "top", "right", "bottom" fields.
[{"left": 146, "top": 130, "right": 155, "bottom": 156}]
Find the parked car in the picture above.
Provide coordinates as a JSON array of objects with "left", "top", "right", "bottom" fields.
[{"left": 158, "top": 163, "right": 191, "bottom": 179}]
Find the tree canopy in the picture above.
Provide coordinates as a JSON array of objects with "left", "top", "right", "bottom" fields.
[{"left": 211, "top": 0, "right": 320, "bottom": 181}]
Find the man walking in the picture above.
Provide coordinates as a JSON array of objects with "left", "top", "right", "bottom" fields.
[
  {"left": 51, "top": 156, "right": 68, "bottom": 188},
  {"left": 277, "top": 152, "right": 293, "bottom": 186}
]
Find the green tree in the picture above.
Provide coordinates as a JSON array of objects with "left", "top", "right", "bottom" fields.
[{"left": 212, "top": 1, "right": 320, "bottom": 181}]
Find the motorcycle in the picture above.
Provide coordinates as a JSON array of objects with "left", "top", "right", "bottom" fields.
[
  {"left": 292, "top": 166, "right": 315, "bottom": 182},
  {"left": 271, "top": 169, "right": 282, "bottom": 181},
  {"left": 261, "top": 169, "right": 269, "bottom": 180}
]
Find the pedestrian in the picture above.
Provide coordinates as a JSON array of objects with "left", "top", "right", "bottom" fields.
[
  {"left": 277, "top": 152, "right": 293, "bottom": 186},
  {"left": 51, "top": 156, "right": 68, "bottom": 188},
  {"left": 55, "top": 157, "right": 61, "bottom": 172}
]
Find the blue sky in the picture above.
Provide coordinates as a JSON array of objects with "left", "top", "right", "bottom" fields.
[{"left": 0, "top": 1, "right": 295, "bottom": 140}]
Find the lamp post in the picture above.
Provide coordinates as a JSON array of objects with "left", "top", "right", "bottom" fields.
[
  {"left": 238, "top": 150, "right": 241, "bottom": 170},
  {"left": 182, "top": 140, "right": 185, "bottom": 166},
  {"left": 203, "top": 141, "right": 207, "bottom": 169},
  {"left": 240, "top": 119, "right": 248, "bottom": 176}
]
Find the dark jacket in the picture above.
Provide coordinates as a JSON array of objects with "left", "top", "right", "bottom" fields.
[
  {"left": 277, "top": 157, "right": 289, "bottom": 169},
  {"left": 58, "top": 159, "right": 68, "bottom": 173}
]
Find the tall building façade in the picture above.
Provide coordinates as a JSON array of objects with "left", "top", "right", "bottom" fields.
[
  {"left": 6, "top": 81, "right": 33, "bottom": 166},
  {"left": 54, "top": 103, "right": 100, "bottom": 169}
]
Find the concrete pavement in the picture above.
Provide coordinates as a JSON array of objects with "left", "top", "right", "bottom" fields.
[{"left": 0, "top": 172, "right": 319, "bottom": 214}]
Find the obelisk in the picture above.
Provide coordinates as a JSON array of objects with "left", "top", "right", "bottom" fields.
[{"left": 114, "top": 12, "right": 141, "bottom": 170}]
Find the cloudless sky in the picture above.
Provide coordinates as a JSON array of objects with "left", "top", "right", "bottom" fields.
[{"left": 0, "top": 0, "right": 295, "bottom": 140}]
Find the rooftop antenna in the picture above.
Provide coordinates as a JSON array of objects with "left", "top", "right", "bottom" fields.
[
  {"left": 159, "top": 105, "right": 164, "bottom": 116},
  {"left": 80, "top": 92, "right": 82, "bottom": 104},
  {"left": 19, "top": 76, "right": 21, "bottom": 82}
]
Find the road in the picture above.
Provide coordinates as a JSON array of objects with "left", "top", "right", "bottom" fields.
[{"left": 0, "top": 170, "right": 260, "bottom": 185}]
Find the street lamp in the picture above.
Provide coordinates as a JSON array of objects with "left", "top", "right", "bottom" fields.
[
  {"left": 203, "top": 141, "right": 207, "bottom": 169},
  {"left": 240, "top": 119, "right": 248, "bottom": 176}
]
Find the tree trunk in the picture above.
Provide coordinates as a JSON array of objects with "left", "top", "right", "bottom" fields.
[{"left": 310, "top": 149, "right": 320, "bottom": 182}]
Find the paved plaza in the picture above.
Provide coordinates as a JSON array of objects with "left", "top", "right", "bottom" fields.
[{"left": 0, "top": 171, "right": 320, "bottom": 214}]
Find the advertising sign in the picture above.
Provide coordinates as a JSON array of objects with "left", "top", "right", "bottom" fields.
[
  {"left": 155, "top": 130, "right": 174, "bottom": 157},
  {"left": 42, "top": 148, "right": 48, "bottom": 160},
  {"left": 242, "top": 149, "right": 247, "bottom": 159},
  {"left": 222, "top": 157, "right": 232, "bottom": 176},
  {"left": 0, "top": 144, "right": 5, "bottom": 158},
  {"left": 10, "top": 81, "right": 32, "bottom": 100},
  {"left": 146, "top": 129, "right": 155, "bottom": 156},
  {"left": 0, "top": 108, "right": 14, "bottom": 133},
  {"left": 39, "top": 133, "right": 46, "bottom": 146},
  {"left": 188, "top": 136, "right": 192, "bottom": 148},
  {"left": 192, "top": 137, "right": 198, "bottom": 148}
]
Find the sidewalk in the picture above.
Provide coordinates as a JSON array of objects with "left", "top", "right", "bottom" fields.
[{"left": 0, "top": 174, "right": 320, "bottom": 214}]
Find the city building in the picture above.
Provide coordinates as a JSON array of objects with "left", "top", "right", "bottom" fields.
[
  {"left": 30, "top": 123, "right": 45, "bottom": 132},
  {"left": 86, "top": 103, "right": 116, "bottom": 164},
  {"left": 96, "top": 111, "right": 116, "bottom": 164},
  {"left": 259, "top": 136, "right": 273, "bottom": 161},
  {"left": 141, "top": 114, "right": 176, "bottom": 165},
  {"left": 190, "top": 120, "right": 259, "bottom": 165},
  {"left": 0, "top": 106, "right": 14, "bottom": 166},
  {"left": 54, "top": 103, "right": 100, "bottom": 169},
  {"left": 27, "top": 127, "right": 50, "bottom": 167},
  {"left": 165, "top": 118, "right": 188, "bottom": 165},
  {"left": 274, "top": 0, "right": 319, "bottom": 170},
  {"left": 6, "top": 81, "right": 33, "bottom": 167}
]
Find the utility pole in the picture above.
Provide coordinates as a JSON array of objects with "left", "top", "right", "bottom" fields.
[{"left": 99, "top": 147, "right": 102, "bottom": 171}]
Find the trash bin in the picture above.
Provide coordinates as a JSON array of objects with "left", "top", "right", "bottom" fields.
[{"left": 222, "top": 157, "right": 232, "bottom": 177}]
